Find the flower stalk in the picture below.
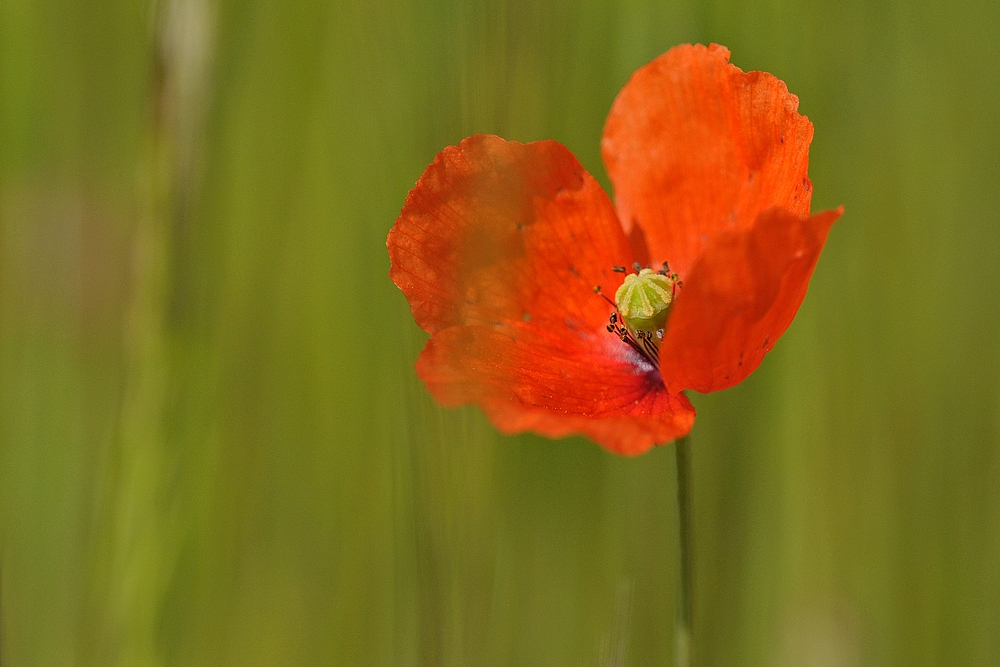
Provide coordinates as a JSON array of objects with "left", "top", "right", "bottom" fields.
[{"left": 675, "top": 435, "right": 694, "bottom": 667}]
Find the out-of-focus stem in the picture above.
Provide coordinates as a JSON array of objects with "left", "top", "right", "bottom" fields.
[{"left": 675, "top": 435, "right": 694, "bottom": 667}]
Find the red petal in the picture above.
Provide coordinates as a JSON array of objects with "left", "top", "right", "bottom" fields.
[
  {"left": 388, "top": 134, "right": 632, "bottom": 335},
  {"left": 388, "top": 134, "right": 694, "bottom": 454},
  {"left": 602, "top": 44, "right": 814, "bottom": 277},
  {"left": 658, "top": 207, "right": 843, "bottom": 394},
  {"left": 417, "top": 323, "right": 695, "bottom": 455}
]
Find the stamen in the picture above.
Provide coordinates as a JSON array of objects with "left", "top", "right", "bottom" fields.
[
  {"left": 593, "top": 261, "right": 684, "bottom": 370},
  {"left": 593, "top": 285, "right": 618, "bottom": 309}
]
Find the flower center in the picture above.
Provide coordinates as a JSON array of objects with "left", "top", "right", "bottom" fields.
[
  {"left": 616, "top": 267, "right": 674, "bottom": 336},
  {"left": 594, "top": 262, "right": 681, "bottom": 368}
]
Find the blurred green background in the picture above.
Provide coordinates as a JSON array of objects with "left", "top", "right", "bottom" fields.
[{"left": 2, "top": 0, "right": 999, "bottom": 665}]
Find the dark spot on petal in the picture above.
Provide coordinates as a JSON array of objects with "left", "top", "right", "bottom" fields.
[
  {"left": 568, "top": 264, "right": 580, "bottom": 276},
  {"left": 523, "top": 313, "right": 531, "bottom": 322},
  {"left": 780, "top": 135, "right": 785, "bottom": 144},
  {"left": 763, "top": 335, "right": 770, "bottom": 348}
]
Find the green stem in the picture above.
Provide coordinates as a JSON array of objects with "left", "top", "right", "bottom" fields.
[{"left": 675, "top": 435, "right": 694, "bottom": 667}]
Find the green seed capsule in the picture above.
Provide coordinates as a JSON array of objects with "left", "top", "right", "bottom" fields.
[{"left": 614, "top": 268, "right": 674, "bottom": 339}]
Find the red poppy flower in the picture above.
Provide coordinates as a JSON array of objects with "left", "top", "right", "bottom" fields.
[{"left": 388, "top": 43, "right": 842, "bottom": 455}]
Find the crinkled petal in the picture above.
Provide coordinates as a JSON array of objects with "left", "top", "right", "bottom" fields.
[
  {"left": 602, "top": 43, "right": 814, "bottom": 276},
  {"left": 389, "top": 134, "right": 633, "bottom": 336},
  {"left": 658, "top": 207, "right": 843, "bottom": 394},
  {"left": 417, "top": 323, "right": 695, "bottom": 455}
]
